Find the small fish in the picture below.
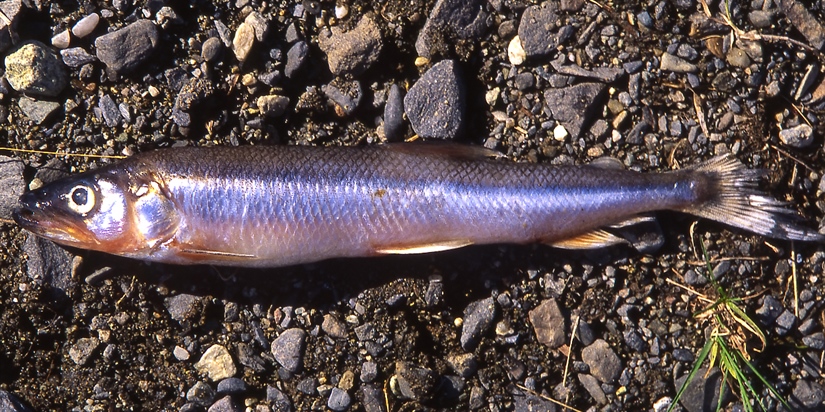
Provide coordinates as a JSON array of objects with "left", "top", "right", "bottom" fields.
[{"left": 13, "top": 144, "right": 823, "bottom": 267}]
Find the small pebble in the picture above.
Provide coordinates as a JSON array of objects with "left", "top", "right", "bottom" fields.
[{"left": 72, "top": 13, "right": 100, "bottom": 38}]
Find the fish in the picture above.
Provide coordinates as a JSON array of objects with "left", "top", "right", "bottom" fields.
[{"left": 12, "top": 144, "right": 823, "bottom": 268}]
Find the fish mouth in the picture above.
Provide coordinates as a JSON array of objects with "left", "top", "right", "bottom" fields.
[{"left": 13, "top": 195, "right": 96, "bottom": 247}]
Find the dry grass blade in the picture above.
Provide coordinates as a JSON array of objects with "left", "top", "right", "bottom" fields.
[{"left": 515, "top": 384, "right": 584, "bottom": 412}]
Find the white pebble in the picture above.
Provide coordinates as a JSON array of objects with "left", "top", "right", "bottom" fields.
[
  {"left": 334, "top": 4, "right": 349, "bottom": 20},
  {"left": 508, "top": 35, "right": 526, "bottom": 66},
  {"left": 553, "top": 124, "right": 569, "bottom": 141},
  {"left": 72, "top": 13, "right": 100, "bottom": 38},
  {"left": 51, "top": 29, "right": 70, "bottom": 49}
]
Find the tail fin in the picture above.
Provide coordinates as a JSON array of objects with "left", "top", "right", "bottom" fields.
[{"left": 679, "top": 154, "right": 824, "bottom": 242}]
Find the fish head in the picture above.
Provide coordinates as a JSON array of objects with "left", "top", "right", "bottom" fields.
[{"left": 13, "top": 168, "right": 180, "bottom": 257}]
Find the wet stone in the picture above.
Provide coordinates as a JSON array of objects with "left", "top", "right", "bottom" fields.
[
  {"left": 528, "top": 298, "right": 565, "bottom": 349},
  {"left": 186, "top": 381, "right": 216, "bottom": 406},
  {"left": 518, "top": 3, "right": 562, "bottom": 59},
  {"left": 543, "top": 82, "right": 605, "bottom": 139},
  {"left": 285, "top": 41, "right": 309, "bottom": 79},
  {"left": 69, "top": 337, "right": 100, "bottom": 366},
  {"left": 95, "top": 20, "right": 159, "bottom": 74},
  {"left": 415, "top": 0, "right": 488, "bottom": 58},
  {"left": 216, "top": 377, "right": 247, "bottom": 395},
  {"left": 195, "top": 345, "right": 237, "bottom": 381},
  {"left": 271, "top": 328, "right": 307, "bottom": 373},
  {"left": 327, "top": 387, "right": 351, "bottom": 411},
  {"left": 60, "top": 47, "right": 96, "bottom": 68},
  {"left": 0, "top": 390, "right": 32, "bottom": 412},
  {"left": 581, "top": 339, "right": 622, "bottom": 383},
  {"left": 319, "top": 15, "right": 382, "bottom": 76},
  {"left": 404, "top": 60, "right": 465, "bottom": 139},
  {"left": 266, "top": 385, "right": 293, "bottom": 412},
  {"left": 459, "top": 296, "right": 496, "bottom": 351},
  {"left": 5, "top": 41, "right": 68, "bottom": 97},
  {"left": 17, "top": 97, "right": 60, "bottom": 124},
  {"left": 208, "top": 395, "right": 241, "bottom": 412}
]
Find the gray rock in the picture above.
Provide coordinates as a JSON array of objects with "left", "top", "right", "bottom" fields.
[
  {"left": 95, "top": 20, "right": 160, "bottom": 74},
  {"left": 195, "top": 345, "right": 237, "bottom": 381},
  {"left": 578, "top": 373, "right": 607, "bottom": 404},
  {"left": 423, "top": 276, "right": 443, "bottom": 307},
  {"left": 98, "top": 94, "right": 122, "bottom": 127},
  {"left": 659, "top": 52, "right": 698, "bottom": 73},
  {"left": 5, "top": 41, "right": 68, "bottom": 97},
  {"left": 514, "top": 72, "right": 535, "bottom": 90},
  {"left": 271, "top": 328, "right": 307, "bottom": 373},
  {"left": 778, "top": 123, "right": 814, "bottom": 148},
  {"left": 60, "top": 47, "right": 97, "bottom": 68},
  {"left": 394, "top": 361, "right": 437, "bottom": 402},
  {"left": 207, "top": 396, "right": 241, "bottom": 412},
  {"left": 257, "top": 95, "right": 290, "bottom": 118},
  {"left": 748, "top": 10, "right": 773, "bottom": 28},
  {"left": 216, "top": 377, "right": 247, "bottom": 395},
  {"left": 404, "top": 60, "right": 465, "bottom": 139},
  {"left": 446, "top": 352, "right": 477, "bottom": 378},
  {"left": 775, "top": 309, "right": 797, "bottom": 335},
  {"left": 361, "top": 361, "right": 378, "bottom": 382},
  {"left": 791, "top": 379, "right": 825, "bottom": 410},
  {"left": 543, "top": 82, "right": 606, "bottom": 139},
  {"left": 69, "top": 337, "right": 100, "bottom": 365},
  {"left": 777, "top": 0, "right": 825, "bottom": 50},
  {"left": 321, "top": 314, "right": 348, "bottom": 339},
  {"left": 383, "top": 84, "right": 405, "bottom": 141},
  {"left": 172, "top": 77, "right": 214, "bottom": 127},
  {"left": 285, "top": 41, "right": 309, "bottom": 79},
  {"left": 319, "top": 15, "right": 382, "bottom": 76},
  {"left": 327, "top": 387, "right": 351, "bottom": 411},
  {"left": 459, "top": 296, "right": 496, "bottom": 351},
  {"left": 186, "top": 381, "right": 216, "bottom": 406},
  {"left": 201, "top": 37, "right": 223, "bottom": 62},
  {"left": 528, "top": 298, "right": 565, "bottom": 349},
  {"left": 512, "top": 389, "right": 558, "bottom": 412},
  {"left": 581, "top": 339, "right": 622, "bottom": 383},
  {"left": 244, "top": 11, "right": 271, "bottom": 42},
  {"left": 164, "top": 293, "right": 203, "bottom": 325},
  {"left": 623, "top": 330, "right": 647, "bottom": 352},
  {"left": 415, "top": 0, "right": 488, "bottom": 58},
  {"left": 322, "top": 78, "right": 363, "bottom": 116},
  {"left": 518, "top": 3, "right": 562, "bottom": 59},
  {"left": 0, "top": 0, "right": 23, "bottom": 54},
  {"left": 469, "top": 386, "right": 485, "bottom": 409},
  {"left": 358, "top": 384, "right": 385, "bottom": 412},
  {"left": 0, "top": 155, "right": 24, "bottom": 220},
  {"left": 674, "top": 367, "right": 727, "bottom": 412},
  {"left": 755, "top": 295, "right": 783, "bottom": 326},
  {"left": 17, "top": 97, "right": 60, "bottom": 124},
  {"left": 436, "top": 375, "right": 465, "bottom": 402},
  {"left": 266, "top": 385, "right": 293, "bottom": 412},
  {"left": 297, "top": 377, "right": 317, "bottom": 395},
  {"left": 23, "top": 232, "right": 73, "bottom": 296},
  {"left": 803, "top": 332, "right": 825, "bottom": 350},
  {"left": 0, "top": 390, "right": 33, "bottom": 412}
]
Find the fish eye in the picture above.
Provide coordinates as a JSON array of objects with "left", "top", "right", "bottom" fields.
[{"left": 67, "top": 185, "right": 96, "bottom": 215}]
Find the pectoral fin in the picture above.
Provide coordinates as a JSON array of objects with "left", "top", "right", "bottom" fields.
[
  {"left": 547, "top": 229, "right": 627, "bottom": 250},
  {"left": 374, "top": 239, "right": 474, "bottom": 255}
]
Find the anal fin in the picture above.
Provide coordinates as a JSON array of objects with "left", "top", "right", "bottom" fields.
[
  {"left": 374, "top": 239, "right": 474, "bottom": 255},
  {"left": 547, "top": 229, "right": 627, "bottom": 250}
]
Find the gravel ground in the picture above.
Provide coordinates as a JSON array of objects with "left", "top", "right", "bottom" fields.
[{"left": 1, "top": 0, "right": 825, "bottom": 411}]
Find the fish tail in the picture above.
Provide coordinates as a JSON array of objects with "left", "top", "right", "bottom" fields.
[{"left": 679, "top": 154, "right": 824, "bottom": 242}]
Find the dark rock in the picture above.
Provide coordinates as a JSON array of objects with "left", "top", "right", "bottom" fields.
[
  {"left": 201, "top": 37, "right": 223, "bottom": 62},
  {"left": 0, "top": 0, "right": 23, "bottom": 54},
  {"left": 623, "top": 330, "right": 647, "bottom": 352},
  {"left": 23, "top": 232, "right": 72, "bottom": 297},
  {"left": 469, "top": 386, "right": 485, "bottom": 409},
  {"left": 17, "top": 97, "right": 60, "bottom": 124},
  {"left": 236, "top": 342, "right": 266, "bottom": 373},
  {"left": 327, "top": 387, "right": 351, "bottom": 411},
  {"left": 164, "top": 293, "right": 203, "bottom": 325},
  {"left": 803, "top": 332, "right": 825, "bottom": 350},
  {"left": 578, "top": 373, "right": 607, "bottom": 404},
  {"left": 404, "top": 60, "right": 465, "bottom": 139},
  {"left": 297, "top": 377, "right": 317, "bottom": 395},
  {"left": 514, "top": 72, "right": 535, "bottom": 90},
  {"left": 216, "top": 378, "right": 247, "bottom": 395},
  {"left": 674, "top": 367, "right": 727, "bottom": 412},
  {"left": 99, "top": 94, "right": 122, "bottom": 127},
  {"left": 543, "top": 82, "right": 606, "bottom": 138},
  {"left": 779, "top": 124, "right": 814, "bottom": 148},
  {"left": 415, "top": 0, "right": 488, "bottom": 58},
  {"left": 0, "top": 390, "right": 32, "bottom": 412},
  {"left": 0, "top": 155, "right": 24, "bottom": 220},
  {"left": 383, "top": 84, "right": 405, "bottom": 141},
  {"left": 69, "top": 337, "right": 99, "bottom": 366},
  {"left": 266, "top": 385, "right": 293, "bottom": 412},
  {"left": 755, "top": 295, "right": 783, "bottom": 326},
  {"left": 775, "top": 309, "right": 797, "bottom": 336},
  {"left": 672, "top": 348, "right": 694, "bottom": 362},
  {"left": 659, "top": 52, "right": 697, "bottom": 73},
  {"left": 186, "top": 381, "right": 216, "bottom": 406},
  {"left": 207, "top": 396, "right": 241, "bottom": 412},
  {"left": 394, "top": 361, "right": 438, "bottom": 402},
  {"left": 581, "top": 339, "right": 622, "bottom": 383},
  {"left": 518, "top": 3, "right": 561, "bottom": 59},
  {"left": 791, "top": 379, "right": 825, "bottom": 410},
  {"left": 322, "top": 78, "right": 363, "bottom": 116},
  {"left": 60, "top": 47, "right": 97, "bottom": 68},
  {"left": 5, "top": 41, "right": 68, "bottom": 97},
  {"left": 354, "top": 322, "right": 376, "bottom": 341},
  {"left": 361, "top": 361, "right": 378, "bottom": 383},
  {"left": 271, "top": 328, "right": 307, "bottom": 373},
  {"left": 319, "top": 15, "right": 382, "bottom": 76},
  {"left": 285, "top": 41, "right": 309, "bottom": 79},
  {"left": 95, "top": 20, "right": 160, "bottom": 74},
  {"left": 460, "top": 296, "right": 496, "bottom": 351},
  {"left": 172, "top": 77, "right": 214, "bottom": 127},
  {"left": 321, "top": 314, "right": 348, "bottom": 339},
  {"left": 358, "top": 384, "right": 386, "bottom": 412},
  {"left": 512, "top": 388, "right": 558, "bottom": 411},
  {"left": 528, "top": 298, "right": 565, "bottom": 349},
  {"left": 777, "top": 0, "right": 825, "bottom": 50},
  {"left": 436, "top": 375, "right": 465, "bottom": 403},
  {"left": 446, "top": 353, "right": 477, "bottom": 378}
]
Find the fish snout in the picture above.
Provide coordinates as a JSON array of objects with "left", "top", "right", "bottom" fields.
[{"left": 13, "top": 191, "right": 51, "bottom": 228}]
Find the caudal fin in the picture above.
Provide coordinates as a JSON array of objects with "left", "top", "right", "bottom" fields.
[{"left": 680, "top": 154, "right": 824, "bottom": 242}]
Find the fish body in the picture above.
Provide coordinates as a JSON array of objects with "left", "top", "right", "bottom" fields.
[{"left": 13, "top": 144, "right": 823, "bottom": 267}]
